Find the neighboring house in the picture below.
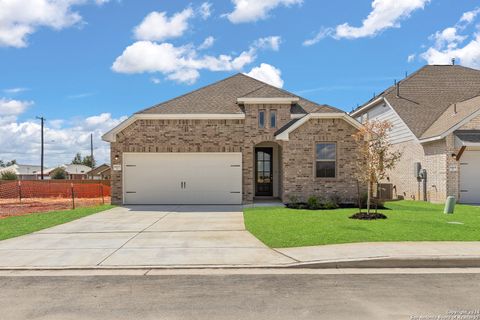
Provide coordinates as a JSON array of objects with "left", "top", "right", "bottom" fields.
[
  {"left": 45, "top": 164, "right": 92, "bottom": 180},
  {"left": 0, "top": 164, "right": 47, "bottom": 180},
  {"left": 103, "top": 73, "right": 363, "bottom": 205},
  {"left": 351, "top": 65, "right": 480, "bottom": 204},
  {"left": 87, "top": 164, "right": 111, "bottom": 180}
]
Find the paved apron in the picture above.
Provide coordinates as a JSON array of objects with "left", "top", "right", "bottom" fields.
[{"left": 0, "top": 206, "right": 294, "bottom": 268}]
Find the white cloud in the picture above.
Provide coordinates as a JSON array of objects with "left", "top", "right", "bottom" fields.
[
  {"left": 199, "top": 2, "right": 212, "bottom": 20},
  {"left": 245, "top": 63, "right": 284, "bottom": 88},
  {"left": 198, "top": 36, "right": 215, "bottom": 50},
  {"left": 0, "top": 112, "right": 127, "bottom": 166},
  {"left": 420, "top": 7, "right": 480, "bottom": 68},
  {"left": 226, "top": 0, "right": 302, "bottom": 24},
  {"left": 335, "top": 0, "right": 430, "bottom": 39},
  {"left": 94, "top": 0, "right": 110, "bottom": 5},
  {"left": 133, "top": 7, "right": 194, "bottom": 42},
  {"left": 112, "top": 35, "right": 280, "bottom": 84},
  {"left": 407, "top": 54, "right": 416, "bottom": 63},
  {"left": 150, "top": 77, "right": 161, "bottom": 84},
  {"left": 303, "top": 28, "right": 333, "bottom": 46},
  {"left": 460, "top": 7, "right": 480, "bottom": 24},
  {"left": 303, "top": 0, "right": 429, "bottom": 45},
  {"left": 3, "top": 87, "right": 28, "bottom": 94},
  {"left": 0, "top": 0, "right": 86, "bottom": 48},
  {"left": 0, "top": 98, "right": 33, "bottom": 117},
  {"left": 254, "top": 36, "right": 281, "bottom": 51}
]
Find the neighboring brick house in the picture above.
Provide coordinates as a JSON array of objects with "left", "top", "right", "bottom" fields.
[
  {"left": 87, "top": 164, "right": 111, "bottom": 180},
  {"left": 102, "top": 73, "right": 363, "bottom": 205},
  {"left": 0, "top": 164, "right": 47, "bottom": 180},
  {"left": 351, "top": 65, "right": 480, "bottom": 204},
  {"left": 45, "top": 164, "right": 92, "bottom": 180}
]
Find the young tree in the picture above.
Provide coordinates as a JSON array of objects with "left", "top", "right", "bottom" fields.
[
  {"left": 71, "top": 153, "right": 82, "bottom": 165},
  {"left": 51, "top": 167, "right": 67, "bottom": 179},
  {"left": 352, "top": 120, "right": 402, "bottom": 216}
]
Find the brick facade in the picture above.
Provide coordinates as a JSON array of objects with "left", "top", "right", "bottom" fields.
[
  {"left": 384, "top": 114, "right": 480, "bottom": 203},
  {"left": 109, "top": 109, "right": 362, "bottom": 205}
]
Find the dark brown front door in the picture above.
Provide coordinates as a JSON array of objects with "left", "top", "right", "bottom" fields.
[{"left": 255, "top": 147, "right": 273, "bottom": 196}]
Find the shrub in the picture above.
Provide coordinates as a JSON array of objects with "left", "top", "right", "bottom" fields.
[
  {"left": 322, "top": 197, "right": 339, "bottom": 209},
  {"left": 307, "top": 195, "right": 321, "bottom": 210},
  {"left": 0, "top": 170, "right": 17, "bottom": 180},
  {"left": 51, "top": 167, "right": 67, "bottom": 180}
]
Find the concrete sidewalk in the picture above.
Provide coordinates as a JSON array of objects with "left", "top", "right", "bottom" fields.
[{"left": 276, "top": 242, "right": 480, "bottom": 268}]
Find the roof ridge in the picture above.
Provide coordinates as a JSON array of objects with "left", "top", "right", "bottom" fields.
[{"left": 135, "top": 73, "right": 247, "bottom": 115}]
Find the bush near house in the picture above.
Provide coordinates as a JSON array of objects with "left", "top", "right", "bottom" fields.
[{"left": 0, "top": 171, "right": 17, "bottom": 180}]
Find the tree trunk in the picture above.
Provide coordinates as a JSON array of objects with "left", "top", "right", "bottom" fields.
[
  {"left": 367, "top": 182, "right": 371, "bottom": 215},
  {"left": 356, "top": 180, "right": 362, "bottom": 213}
]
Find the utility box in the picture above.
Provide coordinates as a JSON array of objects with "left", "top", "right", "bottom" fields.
[
  {"left": 414, "top": 162, "right": 422, "bottom": 179},
  {"left": 444, "top": 196, "right": 456, "bottom": 214}
]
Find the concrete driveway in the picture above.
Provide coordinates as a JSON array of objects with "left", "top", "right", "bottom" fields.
[{"left": 0, "top": 206, "right": 294, "bottom": 268}]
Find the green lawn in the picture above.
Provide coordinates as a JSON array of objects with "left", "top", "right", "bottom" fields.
[
  {"left": 244, "top": 201, "right": 480, "bottom": 248},
  {"left": 0, "top": 205, "right": 115, "bottom": 241}
]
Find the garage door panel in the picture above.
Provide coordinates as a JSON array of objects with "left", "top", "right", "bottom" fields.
[
  {"left": 123, "top": 153, "right": 242, "bottom": 205},
  {"left": 460, "top": 150, "right": 480, "bottom": 204}
]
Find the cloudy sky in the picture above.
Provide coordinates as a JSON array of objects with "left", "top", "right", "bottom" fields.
[{"left": 1, "top": 0, "right": 479, "bottom": 167}]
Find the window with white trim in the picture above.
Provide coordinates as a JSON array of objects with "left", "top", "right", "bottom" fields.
[{"left": 316, "top": 143, "right": 336, "bottom": 178}]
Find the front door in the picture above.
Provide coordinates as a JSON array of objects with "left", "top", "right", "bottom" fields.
[{"left": 255, "top": 147, "right": 273, "bottom": 196}]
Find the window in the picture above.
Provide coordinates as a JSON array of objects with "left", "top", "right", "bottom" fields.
[
  {"left": 259, "top": 110, "right": 265, "bottom": 128},
  {"left": 316, "top": 143, "right": 336, "bottom": 178},
  {"left": 270, "top": 110, "right": 277, "bottom": 128}
]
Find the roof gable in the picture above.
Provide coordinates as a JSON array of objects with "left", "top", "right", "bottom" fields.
[{"left": 354, "top": 65, "right": 480, "bottom": 138}]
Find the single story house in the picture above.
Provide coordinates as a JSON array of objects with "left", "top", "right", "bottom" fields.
[
  {"left": 351, "top": 64, "right": 480, "bottom": 204},
  {"left": 87, "top": 164, "right": 111, "bottom": 180},
  {"left": 103, "top": 73, "right": 363, "bottom": 205},
  {"left": 0, "top": 164, "right": 47, "bottom": 180},
  {"left": 45, "top": 164, "right": 92, "bottom": 180}
]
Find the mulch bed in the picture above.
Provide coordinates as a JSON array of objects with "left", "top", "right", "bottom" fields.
[
  {"left": 0, "top": 197, "right": 111, "bottom": 218},
  {"left": 349, "top": 212, "right": 388, "bottom": 220}
]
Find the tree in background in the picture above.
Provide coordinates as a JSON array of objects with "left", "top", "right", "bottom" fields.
[
  {"left": 71, "top": 153, "right": 95, "bottom": 168},
  {"left": 0, "top": 160, "right": 17, "bottom": 168},
  {"left": 82, "top": 155, "right": 96, "bottom": 168},
  {"left": 351, "top": 120, "right": 402, "bottom": 219},
  {"left": 71, "top": 153, "right": 82, "bottom": 165},
  {"left": 51, "top": 167, "right": 67, "bottom": 180},
  {"left": 0, "top": 171, "right": 18, "bottom": 180}
]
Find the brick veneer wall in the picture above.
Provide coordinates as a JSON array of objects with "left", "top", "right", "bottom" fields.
[
  {"left": 109, "top": 110, "right": 363, "bottom": 205},
  {"left": 282, "top": 118, "right": 363, "bottom": 203},
  {"left": 384, "top": 113, "right": 480, "bottom": 203}
]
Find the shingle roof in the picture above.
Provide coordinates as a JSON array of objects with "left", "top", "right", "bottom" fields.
[
  {"left": 421, "top": 95, "right": 480, "bottom": 139},
  {"left": 355, "top": 65, "right": 480, "bottom": 138},
  {"left": 137, "top": 73, "right": 342, "bottom": 115}
]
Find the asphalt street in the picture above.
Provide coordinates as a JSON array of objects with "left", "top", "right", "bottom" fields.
[{"left": 1, "top": 271, "right": 479, "bottom": 320}]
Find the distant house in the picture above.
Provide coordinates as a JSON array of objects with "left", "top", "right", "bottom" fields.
[
  {"left": 0, "top": 164, "right": 48, "bottom": 180},
  {"left": 87, "top": 164, "right": 111, "bottom": 180},
  {"left": 351, "top": 65, "right": 480, "bottom": 204},
  {"left": 45, "top": 164, "right": 92, "bottom": 180}
]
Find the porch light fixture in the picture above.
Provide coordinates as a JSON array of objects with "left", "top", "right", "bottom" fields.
[
  {"left": 114, "top": 154, "right": 119, "bottom": 161},
  {"left": 451, "top": 153, "right": 456, "bottom": 158}
]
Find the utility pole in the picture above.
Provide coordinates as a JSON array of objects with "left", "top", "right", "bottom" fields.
[
  {"left": 36, "top": 116, "right": 45, "bottom": 180},
  {"left": 90, "top": 133, "right": 94, "bottom": 168}
]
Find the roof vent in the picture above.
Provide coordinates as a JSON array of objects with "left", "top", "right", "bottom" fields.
[
  {"left": 452, "top": 58, "right": 456, "bottom": 66},
  {"left": 453, "top": 103, "right": 457, "bottom": 115},
  {"left": 396, "top": 80, "right": 400, "bottom": 97}
]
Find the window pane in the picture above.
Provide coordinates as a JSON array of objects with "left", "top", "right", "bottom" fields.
[
  {"left": 316, "top": 161, "right": 335, "bottom": 178},
  {"left": 259, "top": 111, "right": 265, "bottom": 128},
  {"left": 316, "top": 143, "right": 336, "bottom": 160},
  {"left": 270, "top": 110, "right": 276, "bottom": 128}
]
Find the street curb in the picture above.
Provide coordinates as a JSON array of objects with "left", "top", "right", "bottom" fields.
[{"left": 1, "top": 256, "right": 480, "bottom": 271}]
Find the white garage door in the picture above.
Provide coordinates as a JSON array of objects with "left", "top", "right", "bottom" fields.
[
  {"left": 459, "top": 150, "right": 480, "bottom": 204},
  {"left": 123, "top": 153, "right": 242, "bottom": 205}
]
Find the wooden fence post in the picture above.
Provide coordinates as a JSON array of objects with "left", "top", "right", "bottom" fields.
[
  {"left": 71, "top": 183, "right": 75, "bottom": 210},
  {"left": 100, "top": 184, "right": 104, "bottom": 205},
  {"left": 18, "top": 181, "right": 22, "bottom": 203}
]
